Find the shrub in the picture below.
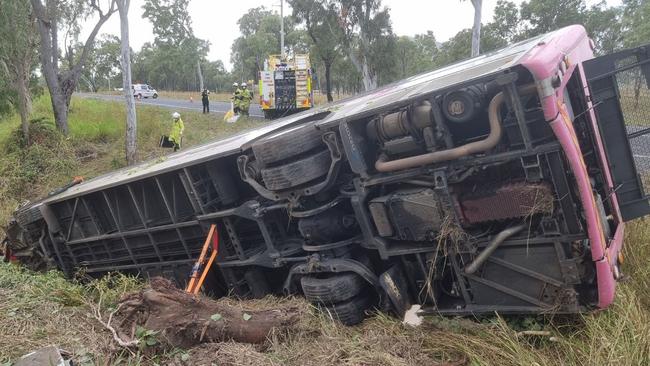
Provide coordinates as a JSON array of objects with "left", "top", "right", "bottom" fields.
[{"left": 0, "top": 118, "right": 77, "bottom": 223}]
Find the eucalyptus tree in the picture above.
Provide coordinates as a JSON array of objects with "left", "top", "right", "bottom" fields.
[
  {"left": 116, "top": 0, "right": 137, "bottom": 165},
  {"left": 0, "top": 0, "right": 38, "bottom": 143},
  {"left": 142, "top": 0, "right": 209, "bottom": 91},
  {"left": 332, "top": 0, "right": 393, "bottom": 91},
  {"left": 290, "top": 0, "right": 342, "bottom": 101},
  {"left": 30, "top": 0, "right": 117, "bottom": 135}
]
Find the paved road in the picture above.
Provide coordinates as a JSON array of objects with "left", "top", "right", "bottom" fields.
[{"left": 76, "top": 92, "right": 264, "bottom": 118}]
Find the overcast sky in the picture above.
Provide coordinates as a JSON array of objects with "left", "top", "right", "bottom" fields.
[{"left": 85, "top": 0, "right": 621, "bottom": 71}]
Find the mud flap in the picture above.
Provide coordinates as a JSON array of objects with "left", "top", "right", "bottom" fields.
[{"left": 379, "top": 265, "right": 411, "bottom": 317}]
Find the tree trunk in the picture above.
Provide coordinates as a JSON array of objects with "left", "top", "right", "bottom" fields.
[
  {"left": 89, "top": 75, "right": 98, "bottom": 92},
  {"left": 114, "top": 278, "right": 300, "bottom": 348},
  {"left": 80, "top": 74, "right": 95, "bottom": 92},
  {"left": 15, "top": 63, "right": 31, "bottom": 144},
  {"left": 360, "top": 60, "right": 377, "bottom": 91},
  {"left": 348, "top": 50, "right": 377, "bottom": 91},
  {"left": 197, "top": 59, "right": 204, "bottom": 91},
  {"left": 324, "top": 60, "right": 333, "bottom": 102},
  {"left": 470, "top": 0, "right": 482, "bottom": 57},
  {"left": 50, "top": 86, "right": 69, "bottom": 135},
  {"left": 32, "top": 0, "right": 69, "bottom": 135},
  {"left": 117, "top": 0, "right": 137, "bottom": 165}
]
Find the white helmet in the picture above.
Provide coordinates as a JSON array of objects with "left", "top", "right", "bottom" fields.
[
  {"left": 241, "top": 82, "right": 247, "bottom": 88},
  {"left": 232, "top": 82, "right": 239, "bottom": 87},
  {"left": 172, "top": 112, "right": 180, "bottom": 119}
]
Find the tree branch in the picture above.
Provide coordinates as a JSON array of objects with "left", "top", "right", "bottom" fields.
[
  {"left": 29, "top": 0, "right": 47, "bottom": 20},
  {"left": 71, "top": 0, "right": 118, "bottom": 78}
]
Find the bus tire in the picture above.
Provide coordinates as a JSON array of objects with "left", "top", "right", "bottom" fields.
[
  {"left": 252, "top": 123, "right": 323, "bottom": 167},
  {"left": 260, "top": 149, "right": 330, "bottom": 191},
  {"left": 323, "top": 295, "right": 369, "bottom": 326},
  {"left": 301, "top": 273, "right": 365, "bottom": 304}
]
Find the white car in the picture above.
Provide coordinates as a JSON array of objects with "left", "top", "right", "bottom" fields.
[{"left": 132, "top": 84, "right": 158, "bottom": 99}]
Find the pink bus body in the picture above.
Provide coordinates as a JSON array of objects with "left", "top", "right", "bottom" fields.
[{"left": 521, "top": 25, "right": 623, "bottom": 308}]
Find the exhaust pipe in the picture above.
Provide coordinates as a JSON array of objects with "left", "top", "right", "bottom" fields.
[{"left": 464, "top": 224, "right": 526, "bottom": 275}]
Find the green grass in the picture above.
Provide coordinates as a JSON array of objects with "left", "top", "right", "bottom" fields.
[{"left": 0, "top": 94, "right": 266, "bottom": 224}]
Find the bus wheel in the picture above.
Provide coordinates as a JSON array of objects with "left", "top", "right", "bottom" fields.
[
  {"left": 323, "top": 294, "right": 370, "bottom": 325},
  {"left": 260, "top": 149, "right": 330, "bottom": 191},
  {"left": 252, "top": 123, "right": 324, "bottom": 168},
  {"left": 301, "top": 273, "right": 365, "bottom": 304}
]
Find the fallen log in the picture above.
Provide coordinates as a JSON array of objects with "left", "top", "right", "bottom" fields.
[{"left": 114, "top": 277, "right": 300, "bottom": 348}]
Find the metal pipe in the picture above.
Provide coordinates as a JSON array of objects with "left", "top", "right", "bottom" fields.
[
  {"left": 464, "top": 224, "right": 526, "bottom": 274},
  {"left": 369, "top": 102, "right": 432, "bottom": 142},
  {"left": 375, "top": 84, "right": 537, "bottom": 172},
  {"left": 431, "top": 100, "right": 454, "bottom": 149}
]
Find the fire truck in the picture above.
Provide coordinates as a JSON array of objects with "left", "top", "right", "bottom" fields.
[{"left": 259, "top": 54, "right": 314, "bottom": 119}]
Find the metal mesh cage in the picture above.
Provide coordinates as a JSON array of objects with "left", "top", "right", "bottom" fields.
[{"left": 616, "top": 60, "right": 650, "bottom": 194}]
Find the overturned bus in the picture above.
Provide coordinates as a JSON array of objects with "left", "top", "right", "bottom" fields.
[{"left": 4, "top": 25, "right": 650, "bottom": 325}]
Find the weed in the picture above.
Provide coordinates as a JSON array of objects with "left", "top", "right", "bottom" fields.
[
  {"left": 135, "top": 326, "right": 159, "bottom": 350},
  {"left": 0, "top": 117, "right": 77, "bottom": 223}
]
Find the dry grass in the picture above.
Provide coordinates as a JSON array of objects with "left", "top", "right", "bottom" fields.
[
  {"left": 0, "top": 265, "right": 142, "bottom": 362},
  {"left": 1, "top": 218, "right": 649, "bottom": 365},
  {"left": 619, "top": 87, "right": 650, "bottom": 127}
]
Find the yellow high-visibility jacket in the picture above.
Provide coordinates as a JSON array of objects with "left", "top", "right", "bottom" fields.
[
  {"left": 232, "top": 88, "right": 242, "bottom": 107},
  {"left": 169, "top": 118, "right": 184, "bottom": 145},
  {"left": 241, "top": 89, "right": 253, "bottom": 102}
]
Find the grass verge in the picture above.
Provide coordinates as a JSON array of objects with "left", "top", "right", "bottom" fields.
[{"left": 0, "top": 94, "right": 266, "bottom": 224}]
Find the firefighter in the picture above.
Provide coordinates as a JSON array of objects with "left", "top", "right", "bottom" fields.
[
  {"left": 232, "top": 82, "right": 242, "bottom": 114},
  {"left": 169, "top": 112, "right": 184, "bottom": 151},
  {"left": 201, "top": 88, "right": 210, "bottom": 114},
  {"left": 240, "top": 82, "right": 253, "bottom": 116}
]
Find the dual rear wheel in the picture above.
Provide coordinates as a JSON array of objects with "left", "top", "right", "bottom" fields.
[
  {"left": 252, "top": 124, "right": 370, "bottom": 325},
  {"left": 251, "top": 123, "right": 331, "bottom": 191},
  {"left": 300, "top": 273, "right": 369, "bottom": 325}
]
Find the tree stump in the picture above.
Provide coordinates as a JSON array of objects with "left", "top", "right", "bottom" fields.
[{"left": 115, "top": 277, "right": 300, "bottom": 348}]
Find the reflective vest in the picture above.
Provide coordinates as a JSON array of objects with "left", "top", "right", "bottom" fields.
[
  {"left": 241, "top": 89, "right": 253, "bottom": 101},
  {"left": 169, "top": 118, "right": 184, "bottom": 145},
  {"left": 233, "top": 88, "right": 242, "bottom": 100},
  {"left": 232, "top": 88, "right": 242, "bottom": 107}
]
